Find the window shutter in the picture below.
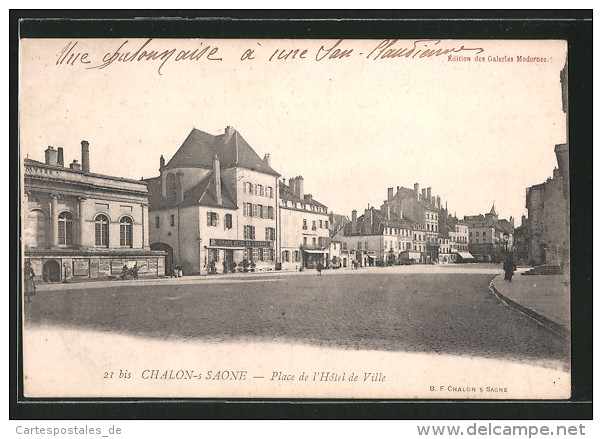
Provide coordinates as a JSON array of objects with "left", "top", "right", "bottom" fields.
[{"left": 207, "top": 212, "right": 211, "bottom": 226}]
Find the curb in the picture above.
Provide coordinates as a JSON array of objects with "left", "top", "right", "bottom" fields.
[{"left": 489, "top": 277, "right": 570, "bottom": 340}]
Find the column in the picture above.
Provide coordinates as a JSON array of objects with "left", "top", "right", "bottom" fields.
[
  {"left": 142, "top": 204, "right": 149, "bottom": 249},
  {"left": 78, "top": 197, "right": 86, "bottom": 248},
  {"left": 51, "top": 194, "right": 59, "bottom": 247},
  {"left": 22, "top": 192, "right": 29, "bottom": 237}
]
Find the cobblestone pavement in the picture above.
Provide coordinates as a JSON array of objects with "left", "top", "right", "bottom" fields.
[{"left": 25, "top": 272, "right": 570, "bottom": 369}]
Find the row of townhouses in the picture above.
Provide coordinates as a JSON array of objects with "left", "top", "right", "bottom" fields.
[{"left": 22, "top": 125, "right": 516, "bottom": 281}]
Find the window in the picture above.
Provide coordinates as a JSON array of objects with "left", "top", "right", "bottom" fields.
[
  {"left": 252, "top": 248, "right": 260, "bottom": 261},
  {"left": 258, "top": 205, "right": 264, "bottom": 218},
  {"left": 303, "top": 237, "right": 307, "bottom": 246},
  {"left": 325, "top": 220, "right": 329, "bottom": 229},
  {"left": 155, "top": 216, "right": 160, "bottom": 228},
  {"left": 483, "top": 231, "right": 486, "bottom": 236},
  {"left": 263, "top": 248, "right": 274, "bottom": 261},
  {"left": 312, "top": 220, "right": 316, "bottom": 230},
  {"left": 224, "top": 213, "right": 233, "bottom": 229},
  {"left": 268, "top": 206, "right": 274, "bottom": 219},
  {"left": 267, "top": 186, "right": 273, "bottom": 198},
  {"left": 58, "top": 211, "right": 74, "bottom": 245},
  {"left": 265, "top": 227, "right": 275, "bottom": 241},
  {"left": 120, "top": 216, "right": 133, "bottom": 247},
  {"left": 365, "top": 241, "right": 369, "bottom": 250},
  {"left": 319, "top": 220, "right": 323, "bottom": 228},
  {"left": 244, "top": 225, "right": 255, "bottom": 240},
  {"left": 302, "top": 219, "right": 307, "bottom": 230},
  {"left": 207, "top": 212, "right": 219, "bottom": 227},
  {"left": 243, "top": 202, "right": 252, "bottom": 216},
  {"left": 294, "top": 250, "right": 300, "bottom": 262},
  {"left": 249, "top": 183, "right": 254, "bottom": 195},
  {"left": 357, "top": 242, "right": 362, "bottom": 250},
  {"left": 283, "top": 250, "right": 290, "bottom": 262},
  {"left": 170, "top": 214, "right": 175, "bottom": 226},
  {"left": 342, "top": 242, "right": 347, "bottom": 250},
  {"left": 312, "top": 237, "right": 316, "bottom": 246},
  {"left": 258, "top": 185, "right": 264, "bottom": 197},
  {"left": 252, "top": 204, "right": 258, "bottom": 217},
  {"left": 95, "top": 214, "right": 109, "bottom": 247}
]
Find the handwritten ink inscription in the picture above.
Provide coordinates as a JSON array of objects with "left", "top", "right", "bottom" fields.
[{"left": 51, "top": 38, "right": 555, "bottom": 76}]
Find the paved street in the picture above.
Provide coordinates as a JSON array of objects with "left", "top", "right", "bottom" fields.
[{"left": 25, "top": 270, "right": 570, "bottom": 369}]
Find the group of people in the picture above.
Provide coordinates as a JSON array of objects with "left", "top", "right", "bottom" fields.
[{"left": 120, "top": 263, "right": 139, "bottom": 280}]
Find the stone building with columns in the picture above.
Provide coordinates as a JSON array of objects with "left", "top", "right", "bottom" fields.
[{"left": 23, "top": 141, "right": 165, "bottom": 282}]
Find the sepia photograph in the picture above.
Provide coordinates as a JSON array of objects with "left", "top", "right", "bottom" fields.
[{"left": 19, "top": 35, "right": 572, "bottom": 400}]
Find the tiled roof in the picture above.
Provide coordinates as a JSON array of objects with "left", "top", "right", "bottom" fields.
[
  {"left": 165, "top": 128, "right": 280, "bottom": 177},
  {"left": 146, "top": 173, "right": 237, "bottom": 211}
]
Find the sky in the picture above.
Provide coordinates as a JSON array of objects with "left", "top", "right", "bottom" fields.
[{"left": 19, "top": 38, "right": 567, "bottom": 222}]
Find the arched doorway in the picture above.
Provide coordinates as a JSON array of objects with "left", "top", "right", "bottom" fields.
[
  {"left": 42, "top": 260, "right": 61, "bottom": 282},
  {"left": 150, "top": 242, "right": 173, "bottom": 276}
]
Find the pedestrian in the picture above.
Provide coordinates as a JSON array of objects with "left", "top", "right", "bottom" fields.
[
  {"left": 24, "top": 260, "right": 36, "bottom": 303},
  {"left": 121, "top": 264, "right": 128, "bottom": 280},
  {"left": 503, "top": 253, "right": 514, "bottom": 282},
  {"left": 132, "top": 263, "right": 139, "bottom": 279},
  {"left": 316, "top": 261, "right": 323, "bottom": 275}
]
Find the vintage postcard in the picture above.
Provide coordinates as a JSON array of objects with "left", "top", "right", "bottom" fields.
[{"left": 20, "top": 38, "right": 570, "bottom": 399}]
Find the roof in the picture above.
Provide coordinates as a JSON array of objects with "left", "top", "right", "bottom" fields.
[
  {"left": 166, "top": 128, "right": 280, "bottom": 177},
  {"left": 342, "top": 208, "right": 414, "bottom": 236},
  {"left": 146, "top": 173, "right": 237, "bottom": 211},
  {"left": 279, "top": 181, "right": 328, "bottom": 209}
]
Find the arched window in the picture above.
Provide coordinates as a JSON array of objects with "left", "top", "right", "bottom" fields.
[
  {"left": 26, "top": 209, "right": 46, "bottom": 247},
  {"left": 166, "top": 173, "right": 176, "bottom": 197},
  {"left": 58, "top": 211, "right": 74, "bottom": 245},
  {"left": 120, "top": 216, "right": 133, "bottom": 247},
  {"left": 95, "top": 214, "right": 109, "bottom": 247}
]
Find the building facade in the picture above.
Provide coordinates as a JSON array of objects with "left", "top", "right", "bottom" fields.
[
  {"left": 335, "top": 206, "right": 415, "bottom": 266},
  {"left": 146, "top": 127, "right": 280, "bottom": 275},
  {"left": 524, "top": 60, "right": 570, "bottom": 268},
  {"left": 279, "top": 176, "right": 330, "bottom": 270},
  {"left": 23, "top": 142, "right": 165, "bottom": 282},
  {"left": 464, "top": 205, "right": 514, "bottom": 262}
]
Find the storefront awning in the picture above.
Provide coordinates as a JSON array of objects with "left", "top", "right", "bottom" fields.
[
  {"left": 457, "top": 251, "right": 475, "bottom": 259},
  {"left": 302, "top": 249, "right": 328, "bottom": 254}
]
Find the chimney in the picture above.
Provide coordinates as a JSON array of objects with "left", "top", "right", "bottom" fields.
[
  {"left": 69, "top": 160, "right": 81, "bottom": 170},
  {"left": 175, "top": 172, "right": 185, "bottom": 203},
  {"left": 213, "top": 154, "right": 222, "bottom": 205},
  {"left": 385, "top": 203, "right": 391, "bottom": 219},
  {"left": 295, "top": 176, "right": 304, "bottom": 200},
  {"left": 510, "top": 216, "right": 514, "bottom": 228},
  {"left": 225, "top": 126, "right": 235, "bottom": 141},
  {"left": 436, "top": 196, "right": 441, "bottom": 209},
  {"left": 263, "top": 153, "right": 271, "bottom": 166},
  {"left": 288, "top": 178, "right": 296, "bottom": 197},
  {"left": 387, "top": 187, "right": 394, "bottom": 202},
  {"left": 414, "top": 183, "right": 420, "bottom": 200},
  {"left": 159, "top": 155, "right": 165, "bottom": 170},
  {"left": 81, "top": 140, "right": 90, "bottom": 173},
  {"left": 421, "top": 188, "right": 427, "bottom": 201},
  {"left": 44, "top": 146, "right": 58, "bottom": 165},
  {"left": 397, "top": 186, "right": 400, "bottom": 192},
  {"left": 57, "top": 147, "right": 64, "bottom": 167},
  {"left": 351, "top": 210, "right": 357, "bottom": 234},
  {"left": 427, "top": 187, "right": 432, "bottom": 203},
  {"left": 304, "top": 194, "right": 312, "bottom": 202}
]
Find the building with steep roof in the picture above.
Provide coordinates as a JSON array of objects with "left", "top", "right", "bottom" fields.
[
  {"left": 23, "top": 141, "right": 165, "bottom": 282},
  {"left": 146, "top": 126, "right": 280, "bottom": 275}
]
